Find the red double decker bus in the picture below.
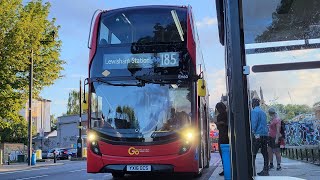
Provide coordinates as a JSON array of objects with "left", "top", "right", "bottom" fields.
[{"left": 86, "top": 5, "right": 210, "bottom": 177}]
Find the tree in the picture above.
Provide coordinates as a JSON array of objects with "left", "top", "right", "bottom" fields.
[
  {"left": 0, "top": 0, "right": 64, "bottom": 143},
  {"left": 268, "top": 103, "right": 312, "bottom": 122},
  {"left": 50, "top": 115, "right": 57, "bottom": 131},
  {"left": 255, "top": 0, "right": 320, "bottom": 43},
  {"left": 66, "top": 90, "right": 88, "bottom": 115}
]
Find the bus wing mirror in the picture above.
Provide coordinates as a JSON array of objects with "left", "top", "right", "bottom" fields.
[
  {"left": 83, "top": 78, "right": 89, "bottom": 103},
  {"left": 197, "top": 79, "right": 206, "bottom": 97},
  {"left": 215, "top": 0, "right": 225, "bottom": 46}
]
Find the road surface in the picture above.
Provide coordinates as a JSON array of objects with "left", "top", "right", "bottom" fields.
[{"left": 0, "top": 153, "right": 220, "bottom": 180}]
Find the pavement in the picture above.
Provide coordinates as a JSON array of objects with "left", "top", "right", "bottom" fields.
[
  {"left": 1, "top": 153, "right": 319, "bottom": 180},
  {"left": 209, "top": 153, "right": 320, "bottom": 180},
  {"left": 0, "top": 160, "right": 65, "bottom": 172}
]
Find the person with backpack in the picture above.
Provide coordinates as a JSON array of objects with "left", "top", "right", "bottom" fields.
[{"left": 267, "top": 108, "right": 282, "bottom": 171}]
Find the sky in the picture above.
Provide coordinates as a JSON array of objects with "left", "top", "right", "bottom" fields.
[
  {"left": 32, "top": 0, "right": 320, "bottom": 118},
  {"left": 37, "top": 0, "right": 225, "bottom": 117}
]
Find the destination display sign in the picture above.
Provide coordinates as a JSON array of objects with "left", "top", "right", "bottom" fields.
[{"left": 103, "top": 52, "right": 180, "bottom": 69}]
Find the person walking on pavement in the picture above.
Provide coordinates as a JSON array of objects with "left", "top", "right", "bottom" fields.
[
  {"left": 215, "top": 102, "right": 229, "bottom": 176},
  {"left": 267, "top": 108, "right": 282, "bottom": 171},
  {"left": 251, "top": 98, "right": 269, "bottom": 176}
]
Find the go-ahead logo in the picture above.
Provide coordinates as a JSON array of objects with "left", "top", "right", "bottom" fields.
[{"left": 128, "top": 147, "right": 139, "bottom": 155}]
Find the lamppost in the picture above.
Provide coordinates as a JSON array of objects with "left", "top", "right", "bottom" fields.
[
  {"left": 27, "top": 31, "right": 55, "bottom": 166},
  {"left": 27, "top": 48, "right": 33, "bottom": 166},
  {"left": 77, "top": 80, "right": 83, "bottom": 158}
]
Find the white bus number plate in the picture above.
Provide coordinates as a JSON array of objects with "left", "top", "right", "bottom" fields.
[{"left": 126, "top": 165, "right": 151, "bottom": 172}]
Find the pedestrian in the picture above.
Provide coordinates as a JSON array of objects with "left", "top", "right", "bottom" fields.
[
  {"left": 215, "top": 102, "right": 229, "bottom": 176},
  {"left": 267, "top": 108, "right": 282, "bottom": 171},
  {"left": 251, "top": 98, "right": 269, "bottom": 176}
]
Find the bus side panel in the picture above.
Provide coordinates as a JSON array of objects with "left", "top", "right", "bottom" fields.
[
  {"left": 187, "top": 10, "right": 196, "bottom": 70},
  {"left": 87, "top": 144, "right": 104, "bottom": 173},
  {"left": 89, "top": 13, "right": 101, "bottom": 65}
]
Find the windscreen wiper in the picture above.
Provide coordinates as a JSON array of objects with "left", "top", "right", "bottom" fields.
[{"left": 92, "top": 77, "right": 145, "bottom": 87}]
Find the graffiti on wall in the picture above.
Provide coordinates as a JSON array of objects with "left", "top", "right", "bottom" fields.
[{"left": 285, "top": 119, "right": 320, "bottom": 146}]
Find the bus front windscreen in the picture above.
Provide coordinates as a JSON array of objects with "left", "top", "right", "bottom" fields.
[
  {"left": 90, "top": 80, "right": 192, "bottom": 143},
  {"left": 98, "top": 6, "right": 187, "bottom": 45}
]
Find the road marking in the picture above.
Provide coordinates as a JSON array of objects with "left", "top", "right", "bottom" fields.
[
  {"left": 69, "top": 168, "right": 86, "bottom": 173},
  {"left": 16, "top": 174, "right": 48, "bottom": 180},
  {"left": 0, "top": 168, "right": 49, "bottom": 175}
]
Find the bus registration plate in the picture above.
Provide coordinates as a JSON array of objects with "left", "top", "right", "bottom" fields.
[{"left": 126, "top": 165, "right": 151, "bottom": 172}]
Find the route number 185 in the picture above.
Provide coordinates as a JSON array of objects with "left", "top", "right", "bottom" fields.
[{"left": 159, "top": 52, "right": 179, "bottom": 67}]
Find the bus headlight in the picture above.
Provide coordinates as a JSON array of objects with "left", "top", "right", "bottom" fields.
[
  {"left": 179, "top": 129, "right": 196, "bottom": 154},
  {"left": 186, "top": 132, "right": 194, "bottom": 140},
  {"left": 179, "top": 141, "right": 191, "bottom": 154},
  {"left": 88, "top": 132, "right": 96, "bottom": 142},
  {"left": 90, "top": 140, "right": 101, "bottom": 156},
  {"left": 183, "top": 130, "right": 195, "bottom": 141},
  {"left": 88, "top": 132, "right": 101, "bottom": 155}
]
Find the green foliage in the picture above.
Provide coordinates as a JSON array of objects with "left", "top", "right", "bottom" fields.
[
  {"left": 115, "top": 105, "right": 139, "bottom": 129},
  {"left": 313, "top": 101, "right": 320, "bottom": 107},
  {"left": 50, "top": 115, "right": 57, "bottom": 131},
  {"left": 268, "top": 104, "right": 312, "bottom": 122},
  {"left": 66, "top": 90, "right": 88, "bottom": 115},
  {"left": 0, "top": 0, "right": 64, "bottom": 143},
  {"left": 0, "top": 116, "right": 28, "bottom": 144}
]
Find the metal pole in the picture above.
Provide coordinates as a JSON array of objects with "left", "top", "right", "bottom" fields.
[
  {"left": 27, "top": 49, "right": 33, "bottom": 166},
  {"left": 77, "top": 80, "right": 82, "bottom": 158},
  {"left": 225, "top": 0, "right": 253, "bottom": 179}
]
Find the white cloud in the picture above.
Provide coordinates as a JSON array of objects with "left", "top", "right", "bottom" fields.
[
  {"left": 206, "top": 69, "right": 227, "bottom": 108},
  {"left": 196, "top": 17, "right": 217, "bottom": 28},
  {"left": 249, "top": 69, "right": 320, "bottom": 106}
]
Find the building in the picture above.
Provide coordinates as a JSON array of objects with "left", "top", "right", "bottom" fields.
[
  {"left": 57, "top": 114, "right": 88, "bottom": 149},
  {"left": 19, "top": 98, "right": 51, "bottom": 134},
  {"left": 33, "top": 130, "right": 58, "bottom": 151}
]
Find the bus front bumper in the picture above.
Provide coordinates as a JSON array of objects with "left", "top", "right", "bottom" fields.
[{"left": 100, "top": 164, "right": 174, "bottom": 173}]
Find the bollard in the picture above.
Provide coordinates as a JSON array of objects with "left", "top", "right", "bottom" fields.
[
  {"left": 288, "top": 149, "right": 291, "bottom": 158},
  {"left": 318, "top": 149, "right": 320, "bottom": 165},
  {"left": 306, "top": 149, "right": 308, "bottom": 162},
  {"left": 31, "top": 153, "right": 36, "bottom": 166},
  {"left": 7, "top": 154, "right": 10, "bottom": 165},
  {"left": 0, "top": 150, "right": 2, "bottom": 165},
  {"left": 53, "top": 152, "right": 56, "bottom": 163},
  {"left": 220, "top": 144, "right": 231, "bottom": 180}
]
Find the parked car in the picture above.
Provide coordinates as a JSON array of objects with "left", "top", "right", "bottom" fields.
[
  {"left": 56, "top": 148, "right": 69, "bottom": 160},
  {"left": 67, "top": 148, "right": 77, "bottom": 159},
  {"left": 42, "top": 150, "right": 48, "bottom": 159},
  {"left": 47, "top": 148, "right": 60, "bottom": 159}
]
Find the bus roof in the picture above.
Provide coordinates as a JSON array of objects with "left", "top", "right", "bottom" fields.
[{"left": 102, "top": 5, "right": 188, "bottom": 14}]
